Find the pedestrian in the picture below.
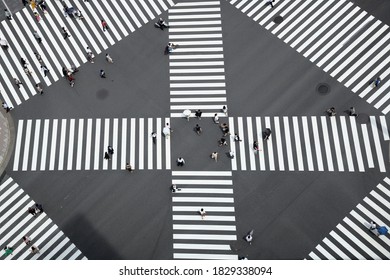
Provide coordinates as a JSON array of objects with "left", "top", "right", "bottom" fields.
[
  {"left": 219, "top": 138, "right": 227, "bottom": 146},
  {"left": 40, "top": 65, "right": 49, "bottom": 77},
  {"left": 369, "top": 221, "right": 377, "bottom": 230},
  {"left": 106, "top": 53, "right": 113, "bottom": 63},
  {"left": 35, "top": 203, "right": 43, "bottom": 213},
  {"left": 107, "top": 145, "right": 114, "bottom": 155},
  {"left": 62, "top": 66, "right": 69, "bottom": 77},
  {"left": 68, "top": 74, "right": 75, "bottom": 87},
  {"left": 3, "top": 246, "right": 13, "bottom": 256},
  {"left": 195, "top": 109, "right": 202, "bottom": 120},
  {"left": 253, "top": 140, "right": 259, "bottom": 151},
  {"left": 34, "top": 52, "right": 43, "bottom": 64},
  {"left": 39, "top": 1, "right": 48, "bottom": 14},
  {"left": 326, "top": 107, "right": 336, "bottom": 116},
  {"left": 234, "top": 133, "right": 242, "bottom": 142},
  {"left": 245, "top": 232, "right": 253, "bottom": 245},
  {"left": 195, "top": 124, "right": 202, "bottom": 135},
  {"left": 22, "top": 0, "right": 28, "bottom": 6},
  {"left": 213, "top": 113, "right": 219, "bottom": 124},
  {"left": 31, "top": 0, "right": 37, "bottom": 10},
  {"left": 151, "top": 132, "right": 157, "bottom": 144},
  {"left": 101, "top": 19, "right": 108, "bottom": 31},
  {"left": 30, "top": 245, "right": 40, "bottom": 254},
  {"left": 28, "top": 206, "right": 37, "bottom": 216},
  {"left": 177, "top": 157, "right": 185, "bottom": 166},
  {"left": 264, "top": 128, "right": 272, "bottom": 140},
  {"left": 33, "top": 30, "right": 42, "bottom": 43},
  {"left": 104, "top": 152, "right": 110, "bottom": 160},
  {"left": 2, "top": 102, "right": 12, "bottom": 113},
  {"left": 220, "top": 123, "right": 229, "bottom": 136},
  {"left": 5, "top": 9, "right": 12, "bottom": 20},
  {"left": 211, "top": 152, "right": 218, "bottom": 162},
  {"left": 33, "top": 11, "right": 41, "bottom": 22},
  {"left": 24, "top": 65, "right": 32, "bottom": 77},
  {"left": 228, "top": 150, "right": 235, "bottom": 159},
  {"left": 155, "top": 18, "right": 169, "bottom": 30},
  {"left": 100, "top": 69, "right": 106, "bottom": 78},
  {"left": 163, "top": 123, "right": 171, "bottom": 138},
  {"left": 199, "top": 208, "right": 206, "bottom": 219},
  {"left": 171, "top": 184, "right": 181, "bottom": 192},
  {"left": 20, "top": 57, "right": 27, "bottom": 66},
  {"left": 267, "top": 0, "right": 275, "bottom": 8},
  {"left": 222, "top": 105, "right": 228, "bottom": 115},
  {"left": 370, "top": 77, "right": 381, "bottom": 88},
  {"left": 349, "top": 107, "right": 358, "bottom": 117},
  {"left": 125, "top": 163, "right": 134, "bottom": 172},
  {"left": 86, "top": 47, "right": 94, "bottom": 63},
  {"left": 14, "top": 78, "right": 23, "bottom": 88},
  {"left": 62, "top": 27, "right": 70, "bottom": 39},
  {"left": 23, "top": 235, "right": 32, "bottom": 245}
]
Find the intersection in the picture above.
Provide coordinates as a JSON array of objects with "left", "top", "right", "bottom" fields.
[{"left": 1, "top": 0, "right": 390, "bottom": 260}]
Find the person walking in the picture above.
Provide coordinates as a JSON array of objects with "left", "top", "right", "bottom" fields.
[
  {"left": 33, "top": 11, "right": 41, "bottom": 22},
  {"left": 3, "top": 246, "right": 13, "bottom": 256},
  {"left": 14, "top": 78, "right": 23, "bottom": 88},
  {"left": 107, "top": 145, "right": 114, "bottom": 155},
  {"left": 349, "top": 107, "right": 358, "bottom": 117},
  {"left": 28, "top": 206, "right": 37, "bottom": 216},
  {"left": 40, "top": 65, "right": 49, "bottom": 77},
  {"left": 195, "top": 124, "right": 202, "bottom": 135},
  {"left": 62, "top": 27, "right": 70, "bottom": 39},
  {"left": 125, "top": 163, "right": 134, "bottom": 172},
  {"left": 213, "top": 113, "right": 219, "bottom": 124},
  {"left": 253, "top": 140, "right": 259, "bottom": 151},
  {"left": 211, "top": 152, "right": 218, "bottom": 162},
  {"left": 264, "top": 128, "right": 272, "bottom": 140},
  {"left": 245, "top": 230, "right": 253, "bottom": 245},
  {"left": 22, "top": 0, "right": 29, "bottom": 7},
  {"left": 86, "top": 47, "right": 94, "bottom": 63},
  {"left": 24, "top": 65, "right": 32, "bottom": 77},
  {"left": 5, "top": 9, "right": 12, "bottom": 20},
  {"left": 35, "top": 83, "right": 43, "bottom": 95},
  {"left": 163, "top": 123, "right": 171, "bottom": 138},
  {"left": 100, "top": 69, "right": 106, "bottom": 78},
  {"left": 106, "top": 53, "right": 113, "bottom": 63},
  {"left": 23, "top": 236, "right": 32, "bottom": 245},
  {"left": 370, "top": 77, "right": 381, "bottom": 88},
  {"left": 171, "top": 184, "right": 181, "bottom": 193},
  {"left": 20, "top": 57, "right": 27, "bottom": 66},
  {"left": 199, "top": 208, "right": 206, "bottom": 220},
  {"left": 228, "top": 150, "right": 235, "bottom": 159},
  {"left": 35, "top": 203, "right": 44, "bottom": 213},
  {"left": 34, "top": 52, "right": 43, "bottom": 64},
  {"left": 68, "top": 74, "right": 75, "bottom": 87},
  {"left": 151, "top": 132, "right": 157, "bottom": 144},
  {"left": 219, "top": 138, "right": 227, "bottom": 146},
  {"left": 267, "top": 0, "right": 275, "bottom": 8},
  {"left": 2, "top": 102, "right": 12, "bottom": 113},
  {"left": 234, "top": 133, "right": 242, "bottom": 142},
  {"left": 222, "top": 105, "right": 228, "bottom": 115},
  {"left": 326, "top": 107, "right": 336, "bottom": 116},
  {"left": 195, "top": 109, "right": 202, "bottom": 120},
  {"left": 31, "top": 0, "right": 37, "bottom": 10},
  {"left": 220, "top": 123, "right": 229, "bottom": 136},
  {"left": 33, "top": 30, "right": 42, "bottom": 43},
  {"left": 104, "top": 152, "right": 110, "bottom": 160},
  {"left": 30, "top": 245, "right": 40, "bottom": 254},
  {"left": 177, "top": 157, "right": 185, "bottom": 166},
  {"left": 101, "top": 19, "right": 108, "bottom": 31}
]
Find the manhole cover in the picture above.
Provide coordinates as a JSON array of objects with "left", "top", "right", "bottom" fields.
[
  {"left": 274, "top": 16, "right": 283, "bottom": 24},
  {"left": 317, "top": 83, "right": 330, "bottom": 95}
]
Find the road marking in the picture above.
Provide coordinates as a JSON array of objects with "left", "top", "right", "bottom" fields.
[
  {"left": 330, "top": 230, "right": 365, "bottom": 259},
  {"left": 274, "top": 116, "right": 284, "bottom": 171},
  {"left": 172, "top": 179, "right": 233, "bottom": 185},
  {"left": 157, "top": 118, "right": 162, "bottom": 169},
  {"left": 31, "top": 120, "right": 41, "bottom": 171},
  {"left": 130, "top": 118, "right": 136, "bottom": 168},
  {"left": 246, "top": 117, "right": 256, "bottom": 170},
  {"left": 311, "top": 117, "right": 324, "bottom": 171},
  {"left": 173, "top": 197, "right": 234, "bottom": 203},
  {"left": 76, "top": 119, "right": 84, "bottom": 170},
  {"left": 66, "top": 119, "right": 75, "bottom": 171},
  {"left": 361, "top": 124, "right": 374, "bottom": 168},
  {"left": 320, "top": 116, "right": 334, "bottom": 171},
  {"left": 293, "top": 117, "right": 304, "bottom": 171},
  {"left": 58, "top": 119, "right": 67, "bottom": 171},
  {"left": 172, "top": 171, "right": 232, "bottom": 176},
  {"left": 22, "top": 120, "right": 32, "bottom": 171},
  {"left": 85, "top": 119, "right": 92, "bottom": 170},
  {"left": 265, "top": 117, "right": 275, "bottom": 170},
  {"left": 330, "top": 117, "right": 344, "bottom": 171},
  {"left": 256, "top": 117, "right": 266, "bottom": 170},
  {"left": 48, "top": 119, "right": 58, "bottom": 171},
  {"left": 112, "top": 118, "right": 119, "bottom": 170},
  {"left": 165, "top": 117, "right": 171, "bottom": 169},
  {"left": 339, "top": 117, "right": 354, "bottom": 172},
  {"left": 139, "top": 118, "right": 145, "bottom": 169},
  {"left": 323, "top": 237, "right": 350, "bottom": 260},
  {"left": 94, "top": 119, "right": 101, "bottom": 170},
  {"left": 229, "top": 117, "right": 237, "bottom": 170},
  {"left": 148, "top": 118, "right": 153, "bottom": 170},
  {"left": 237, "top": 117, "right": 246, "bottom": 170},
  {"left": 370, "top": 116, "right": 386, "bottom": 172},
  {"left": 174, "top": 253, "right": 237, "bottom": 260}
]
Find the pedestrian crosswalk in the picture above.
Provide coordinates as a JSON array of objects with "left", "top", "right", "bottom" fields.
[
  {"left": 12, "top": 117, "right": 171, "bottom": 171},
  {"left": 169, "top": 1, "right": 228, "bottom": 118},
  {"left": 171, "top": 171, "right": 238, "bottom": 259},
  {"left": 230, "top": 0, "right": 390, "bottom": 115},
  {"left": 227, "top": 115, "right": 389, "bottom": 172},
  {"left": 0, "top": 176, "right": 86, "bottom": 260},
  {"left": 307, "top": 177, "right": 390, "bottom": 260},
  {"left": 0, "top": 0, "right": 174, "bottom": 108}
]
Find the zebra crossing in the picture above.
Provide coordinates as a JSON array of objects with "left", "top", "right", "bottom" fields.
[
  {"left": 230, "top": 0, "right": 390, "bottom": 115},
  {"left": 227, "top": 115, "right": 389, "bottom": 172},
  {"left": 307, "top": 177, "right": 390, "bottom": 260},
  {"left": 169, "top": 1, "right": 228, "bottom": 118},
  {"left": 12, "top": 117, "right": 171, "bottom": 171},
  {"left": 171, "top": 171, "right": 238, "bottom": 259},
  {"left": 0, "top": 176, "right": 86, "bottom": 260},
  {"left": 0, "top": 0, "right": 174, "bottom": 108}
]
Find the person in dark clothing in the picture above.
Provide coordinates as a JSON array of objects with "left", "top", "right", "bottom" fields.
[{"left": 264, "top": 128, "right": 272, "bottom": 140}]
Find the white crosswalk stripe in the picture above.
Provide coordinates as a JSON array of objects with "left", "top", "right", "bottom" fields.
[
  {"left": 171, "top": 171, "right": 238, "bottom": 260},
  {"left": 12, "top": 118, "right": 171, "bottom": 171},
  {"left": 228, "top": 116, "right": 388, "bottom": 172},
  {"left": 0, "top": 177, "right": 86, "bottom": 260},
  {"left": 169, "top": 0, "right": 228, "bottom": 119},
  {"left": 307, "top": 177, "right": 390, "bottom": 259},
  {"left": 231, "top": 0, "right": 390, "bottom": 115},
  {"left": 0, "top": 0, "right": 174, "bottom": 108}
]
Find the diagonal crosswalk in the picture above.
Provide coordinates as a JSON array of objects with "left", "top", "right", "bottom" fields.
[
  {"left": 169, "top": 0, "right": 228, "bottom": 118},
  {"left": 307, "top": 177, "right": 390, "bottom": 260},
  {"left": 227, "top": 115, "right": 388, "bottom": 172},
  {"left": 0, "top": 0, "right": 174, "bottom": 108},
  {"left": 12, "top": 117, "right": 171, "bottom": 171},
  {"left": 230, "top": 0, "right": 390, "bottom": 115},
  {"left": 0, "top": 176, "right": 86, "bottom": 260},
  {"left": 171, "top": 171, "right": 238, "bottom": 259}
]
